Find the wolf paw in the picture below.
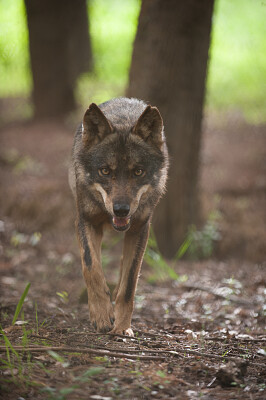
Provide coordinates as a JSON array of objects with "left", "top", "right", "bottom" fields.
[
  {"left": 89, "top": 304, "right": 115, "bottom": 333},
  {"left": 110, "top": 326, "right": 134, "bottom": 337}
]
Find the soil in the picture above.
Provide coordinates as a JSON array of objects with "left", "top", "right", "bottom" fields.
[{"left": 0, "top": 110, "right": 265, "bottom": 399}]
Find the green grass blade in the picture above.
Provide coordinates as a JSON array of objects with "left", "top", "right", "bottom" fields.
[
  {"left": 175, "top": 236, "right": 192, "bottom": 260},
  {"left": 12, "top": 282, "right": 31, "bottom": 325},
  {"left": 0, "top": 327, "right": 19, "bottom": 358},
  {"left": 35, "top": 301, "right": 38, "bottom": 335}
]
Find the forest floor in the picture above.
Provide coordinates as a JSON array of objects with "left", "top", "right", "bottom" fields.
[{"left": 0, "top": 109, "right": 265, "bottom": 399}]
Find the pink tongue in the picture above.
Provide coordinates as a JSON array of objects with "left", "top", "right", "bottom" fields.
[{"left": 113, "top": 217, "right": 129, "bottom": 227}]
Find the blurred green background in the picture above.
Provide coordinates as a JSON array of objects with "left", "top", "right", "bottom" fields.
[{"left": 0, "top": 0, "right": 265, "bottom": 124}]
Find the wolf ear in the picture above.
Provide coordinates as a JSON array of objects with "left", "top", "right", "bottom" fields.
[
  {"left": 82, "top": 103, "right": 113, "bottom": 147},
  {"left": 133, "top": 105, "right": 164, "bottom": 149}
]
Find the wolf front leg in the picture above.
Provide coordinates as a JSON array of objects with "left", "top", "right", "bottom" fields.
[
  {"left": 77, "top": 219, "right": 114, "bottom": 332},
  {"left": 111, "top": 221, "right": 150, "bottom": 336}
]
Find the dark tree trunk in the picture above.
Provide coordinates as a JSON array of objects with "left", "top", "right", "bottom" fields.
[
  {"left": 25, "top": 0, "right": 93, "bottom": 119},
  {"left": 127, "top": 0, "right": 214, "bottom": 258}
]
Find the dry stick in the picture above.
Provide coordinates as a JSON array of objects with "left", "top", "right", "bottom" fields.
[
  {"left": 0, "top": 345, "right": 164, "bottom": 361},
  {"left": 80, "top": 344, "right": 185, "bottom": 357}
]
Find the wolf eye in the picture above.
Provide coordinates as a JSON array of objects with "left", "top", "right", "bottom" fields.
[
  {"left": 134, "top": 168, "right": 144, "bottom": 177},
  {"left": 99, "top": 167, "right": 110, "bottom": 176}
]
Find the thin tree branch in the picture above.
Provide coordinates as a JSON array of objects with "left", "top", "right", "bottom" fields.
[{"left": 0, "top": 345, "right": 164, "bottom": 361}]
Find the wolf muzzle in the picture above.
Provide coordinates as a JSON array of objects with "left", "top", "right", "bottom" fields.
[{"left": 112, "top": 201, "right": 131, "bottom": 231}]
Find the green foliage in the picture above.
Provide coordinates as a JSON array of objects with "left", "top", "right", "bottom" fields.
[
  {"left": 207, "top": 0, "right": 266, "bottom": 123},
  {"left": 0, "top": 0, "right": 31, "bottom": 96},
  {"left": 89, "top": 0, "right": 140, "bottom": 83},
  {"left": 77, "top": 0, "right": 141, "bottom": 105}
]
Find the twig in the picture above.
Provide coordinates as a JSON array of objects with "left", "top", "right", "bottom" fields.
[
  {"left": 176, "top": 378, "right": 192, "bottom": 386},
  {"left": 80, "top": 344, "right": 184, "bottom": 357},
  {"left": 0, "top": 345, "right": 164, "bottom": 361}
]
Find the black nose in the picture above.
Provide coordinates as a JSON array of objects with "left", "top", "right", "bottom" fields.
[{"left": 113, "top": 203, "right": 130, "bottom": 217}]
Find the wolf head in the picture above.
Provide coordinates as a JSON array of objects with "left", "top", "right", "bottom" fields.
[{"left": 75, "top": 98, "right": 168, "bottom": 232}]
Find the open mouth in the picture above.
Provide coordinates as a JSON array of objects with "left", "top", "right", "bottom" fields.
[{"left": 112, "top": 216, "right": 131, "bottom": 232}]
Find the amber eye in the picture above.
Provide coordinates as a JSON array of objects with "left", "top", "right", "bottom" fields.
[
  {"left": 134, "top": 168, "right": 144, "bottom": 177},
  {"left": 99, "top": 167, "right": 110, "bottom": 176}
]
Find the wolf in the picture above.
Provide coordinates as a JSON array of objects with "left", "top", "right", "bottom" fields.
[{"left": 69, "top": 97, "right": 168, "bottom": 336}]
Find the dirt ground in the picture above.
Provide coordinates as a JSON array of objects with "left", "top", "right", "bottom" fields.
[{"left": 0, "top": 108, "right": 265, "bottom": 399}]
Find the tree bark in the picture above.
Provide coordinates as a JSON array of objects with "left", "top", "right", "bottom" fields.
[
  {"left": 25, "top": 0, "right": 92, "bottom": 119},
  {"left": 127, "top": 0, "right": 214, "bottom": 258}
]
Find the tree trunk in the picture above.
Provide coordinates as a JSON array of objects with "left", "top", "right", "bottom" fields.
[
  {"left": 25, "top": 0, "right": 92, "bottom": 119},
  {"left": 127, "top": 0, "right": 214, "bottom": 258}
]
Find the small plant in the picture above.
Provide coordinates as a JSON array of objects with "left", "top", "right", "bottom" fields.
[
  {"left": 12, "top": 282, "right": 31, "bottom": 325},
  {"left": 177, "top": 210, "right": 221, "bottom": 260},
  {"left": 145, "top": 229, "right": 181, "bottom": 282},
  {"left": 1, "top": 311, "right": 8, "bottom": 321},
  {"left": 156, "top": 370, "right": 167, "bottom": 378},
  {"left": 56, "top": 291, "right": 69, "bottom": 304},
  {"left": 222, "top": 276, "right": 242, "bottom": 295},
  {"left": 11, "top": 231, "right": 41, "bottom": 247},
  {"left": 0, "top": 326, "right": 33, "bottom": 386},
  {"left": 48, "top": 351, "right": 70, "bottom": 368},
  {"left": 41, "top": 386, "right": 77, "bottom": 400},
  {"left": 0, "top": 326, "right": 21, "bottom": 376},
  {"left": 74, "top": 366, "right": 105, "bottom": 382}
]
